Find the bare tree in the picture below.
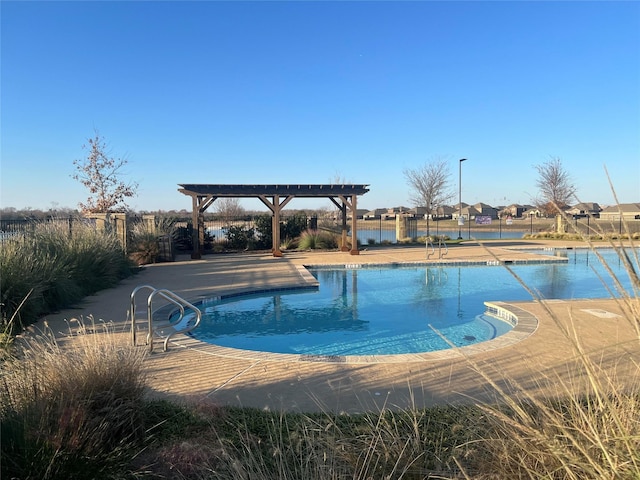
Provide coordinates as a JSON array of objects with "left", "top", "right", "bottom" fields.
[
  {"left": 72, "top": 132, "right": 138, "bottom": 213},
  {"left": 214, "top": 198, "right": 245, "bottom": 223},
  {"left": 403, "top": 158, "right": 454, "bottom": 215},
  {"left": 534, "top": 157, "right": 576, "bottom": 213}
]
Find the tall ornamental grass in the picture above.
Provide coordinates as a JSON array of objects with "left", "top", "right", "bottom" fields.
[
  {"left": 0, "top": 317, "right": 147, "bottom": 479},
  {"left": 133, "top": 401, "right": 488, "bottom": 479},
  {"left": 0, "top": 220, "right": 134, "bottom": 331},
  {"left": 463, "top": 199, "right": 640, "bottom": 479},
  {"left": 297, "top": 229, "right": 339, "bottom": 250},
  {"left": 128, "top": 216, "right": 178, "bottom": 265}
]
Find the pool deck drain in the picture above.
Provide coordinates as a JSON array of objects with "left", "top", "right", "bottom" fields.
[{"left": 36, "top": 241, "right": 639, "bottom": 413}]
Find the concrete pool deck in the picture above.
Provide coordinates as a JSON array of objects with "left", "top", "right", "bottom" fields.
[{"left": 36, "top": 240, "right": 639, "bottom": 413}]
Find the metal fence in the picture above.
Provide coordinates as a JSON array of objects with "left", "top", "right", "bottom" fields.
[
  {"left": 4, "top": 214, "right": 637, "bottom": 251},
  {"left": 0, "top": 217, "right": 77, "bottom": 239},
  {"left": 172, "top": 213, "right": 317, "bottom": 246},
  {"left": 169, "top": 214, "right": 640, "bottom": 248}
]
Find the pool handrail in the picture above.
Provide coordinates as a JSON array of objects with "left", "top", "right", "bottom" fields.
[
  {"left": 426, "top": 238, "right": 448, "bottom": 259},
  {"left": 130, "top": 284, "right": 202, "bottom": 352},
  {"left": 439, "top": 238, "right": 448, "bottom": 258},
  {"left": 426, "top": 237, "right": 436, "bottom": 259}
]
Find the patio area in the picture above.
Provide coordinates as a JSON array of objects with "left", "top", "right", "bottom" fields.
[{"left": 36, "top": 240, "right": 639, "bottom": 413}]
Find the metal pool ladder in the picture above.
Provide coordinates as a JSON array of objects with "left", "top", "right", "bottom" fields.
[
  {"left": 130, "top": 285, "right": 202, "bottom": 352},
  {"left": 426, "top": 238, "right": 449, "bottom": 259}
]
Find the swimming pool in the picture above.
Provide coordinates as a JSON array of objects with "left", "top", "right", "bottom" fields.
[{"left": 186, "top": 248, "right": 637, "bottom": 356}]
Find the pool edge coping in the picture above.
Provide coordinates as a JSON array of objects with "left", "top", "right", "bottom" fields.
[
  {"left": 158, "top": 262, "right": 541, "bottom": 364},
  {"left": 164, "top": 301, "right": 538, "bottom": 364}
]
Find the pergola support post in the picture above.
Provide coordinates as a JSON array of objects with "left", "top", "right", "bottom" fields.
[
  {"left": 350, "top": 193, "right": 359, "bottom": 255},
  {"left": 191, "top": 194, "right": 216, "bottom": 259},
  {"left": 191, "top": 196, "right": 200, "bottom": 259},
  {"left": 332, "top": 195, "right": 360, "bottom": 255},
  {"left": 258, "top": 194, "right": 293, "bottom": 257}
]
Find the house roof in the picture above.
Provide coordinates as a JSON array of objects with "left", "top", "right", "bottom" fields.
[
  {"left": 461, "top": 206, "right": 481, "bottom": 216},
  {"left": 365, "top": 208, "right": 388, "bottom": 216},
  {"left": 569, "top": 202, "right": 601, "bottom": 211},
  {"left": 473, "top": 202, "right": 496, "bottom": 209},
  {"left": 601, "top": 203, "right": 640, "bottom": 213}
]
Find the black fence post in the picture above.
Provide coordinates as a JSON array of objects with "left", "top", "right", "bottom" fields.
[{"left": 530, "top": 215, "right": 533, "bottom": 235}]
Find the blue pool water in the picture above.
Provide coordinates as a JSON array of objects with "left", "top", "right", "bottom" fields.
[{"left": 187, "top": 249, "right": 638, "bottom": 356}]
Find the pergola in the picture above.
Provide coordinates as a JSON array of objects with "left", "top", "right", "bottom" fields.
[{"left": 178, "top": 184, "right": 370, "bottom": 258}]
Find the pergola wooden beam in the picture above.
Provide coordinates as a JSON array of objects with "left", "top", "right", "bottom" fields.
[
  {"left": 257, "top": 194, "right": 294, "bottom": 257},
  {"left": 178, "top": 184, "right": 369, "bottom": 258}
]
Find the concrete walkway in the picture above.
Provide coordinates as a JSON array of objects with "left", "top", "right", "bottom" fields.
[{"left": 37, "top": 241, "right": 639, "bottom": 413}]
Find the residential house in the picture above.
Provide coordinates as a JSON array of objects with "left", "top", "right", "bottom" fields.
[
  {"left": 407, "top": 206, "right": 429, "bottom": 218},
  {"left": 454, "top": 205, "right": 481, "bottom": 220},
  {"left": 345, "top": 209, "right": 370, "bottom": 220},
  {"left": 472, "top": 202, "right": 499, "bottom": 219},
  {"left": 522, "top": 206, "right": 543, "bottom": 218},
  {"left": 387, "top": 206, "right": 410, "bottom": 215},
  {"left": 499, "top": 204, "right": 527, "bottom": 218},
  {"left": 434, "top": 205, "right": 456, "bottom": 220},
  {"left": 363, "top": 208, "right": 388, "bottom": 220},
  {"left": 452, "top": 202, "right": 469, "bottom": 220},
  {"left": 599, "top": 203, "right": 640, "bottom": 221},
  {"left": 566, "top": 202, "right": 602, "bottom": 218}
]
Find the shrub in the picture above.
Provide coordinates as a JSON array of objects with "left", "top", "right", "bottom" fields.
[
  {"left": 0, "top": 317, "right": 147, "bottom": 479},
  {"left": 254, "top": 215, "right": 273, "bottom": 250},
  {"left": 128, "top": 222, "right": 160, "bottom": 265},
  {"left": 0, "top": 221, "right": 134, "bottom": 331},
  {"left": 223, "top": 224, "right": 256, "bottom": 250},
  {"left": 297, "top": 229, "right": 339, "bottom": 250},
  {"left": 281, "top": 213, "right": 309, "bottom": 242},
  {"left": 280, "top": 237, "right": 298, "bottom": 250},
  {"left": 254, "top": 214, "right": 310, "bottom": 251},
  {"left": 128, "top": 217, "right": 180, "bottom": 265}
]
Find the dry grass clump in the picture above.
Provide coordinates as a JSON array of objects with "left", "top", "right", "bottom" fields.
[
  {"left": 297, "top": 229, "right": 339, "bottom": 250},
  {"left": 136, "top": 402, "right": 488, "bottom": 480},
  {"left": 128, "top": 217, "right": 179, "bottom": 265},
  {"left": 129, "top": 221, "right": 161, "bottom": 265},
  {"left": 461, "top": 311, "right": 640, "bottom": 480},
  {"left": 465, "top": 198, "right": 640, "bottom": 479},
  {"left": 0, "top": 317, "right": 147, "bottom": 479}
]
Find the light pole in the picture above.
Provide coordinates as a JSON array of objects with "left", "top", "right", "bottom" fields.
[{"left": 458, "top": 158, "right": 467, "bottom": 240}]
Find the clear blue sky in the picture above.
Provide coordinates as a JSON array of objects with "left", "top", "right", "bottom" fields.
[{"left": 2, "top": 1, "right": 639, "bottom": 213}]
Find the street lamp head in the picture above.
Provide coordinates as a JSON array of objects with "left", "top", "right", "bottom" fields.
[{"left": 459, "top": 158, "right": 467, "bottom": 163}]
